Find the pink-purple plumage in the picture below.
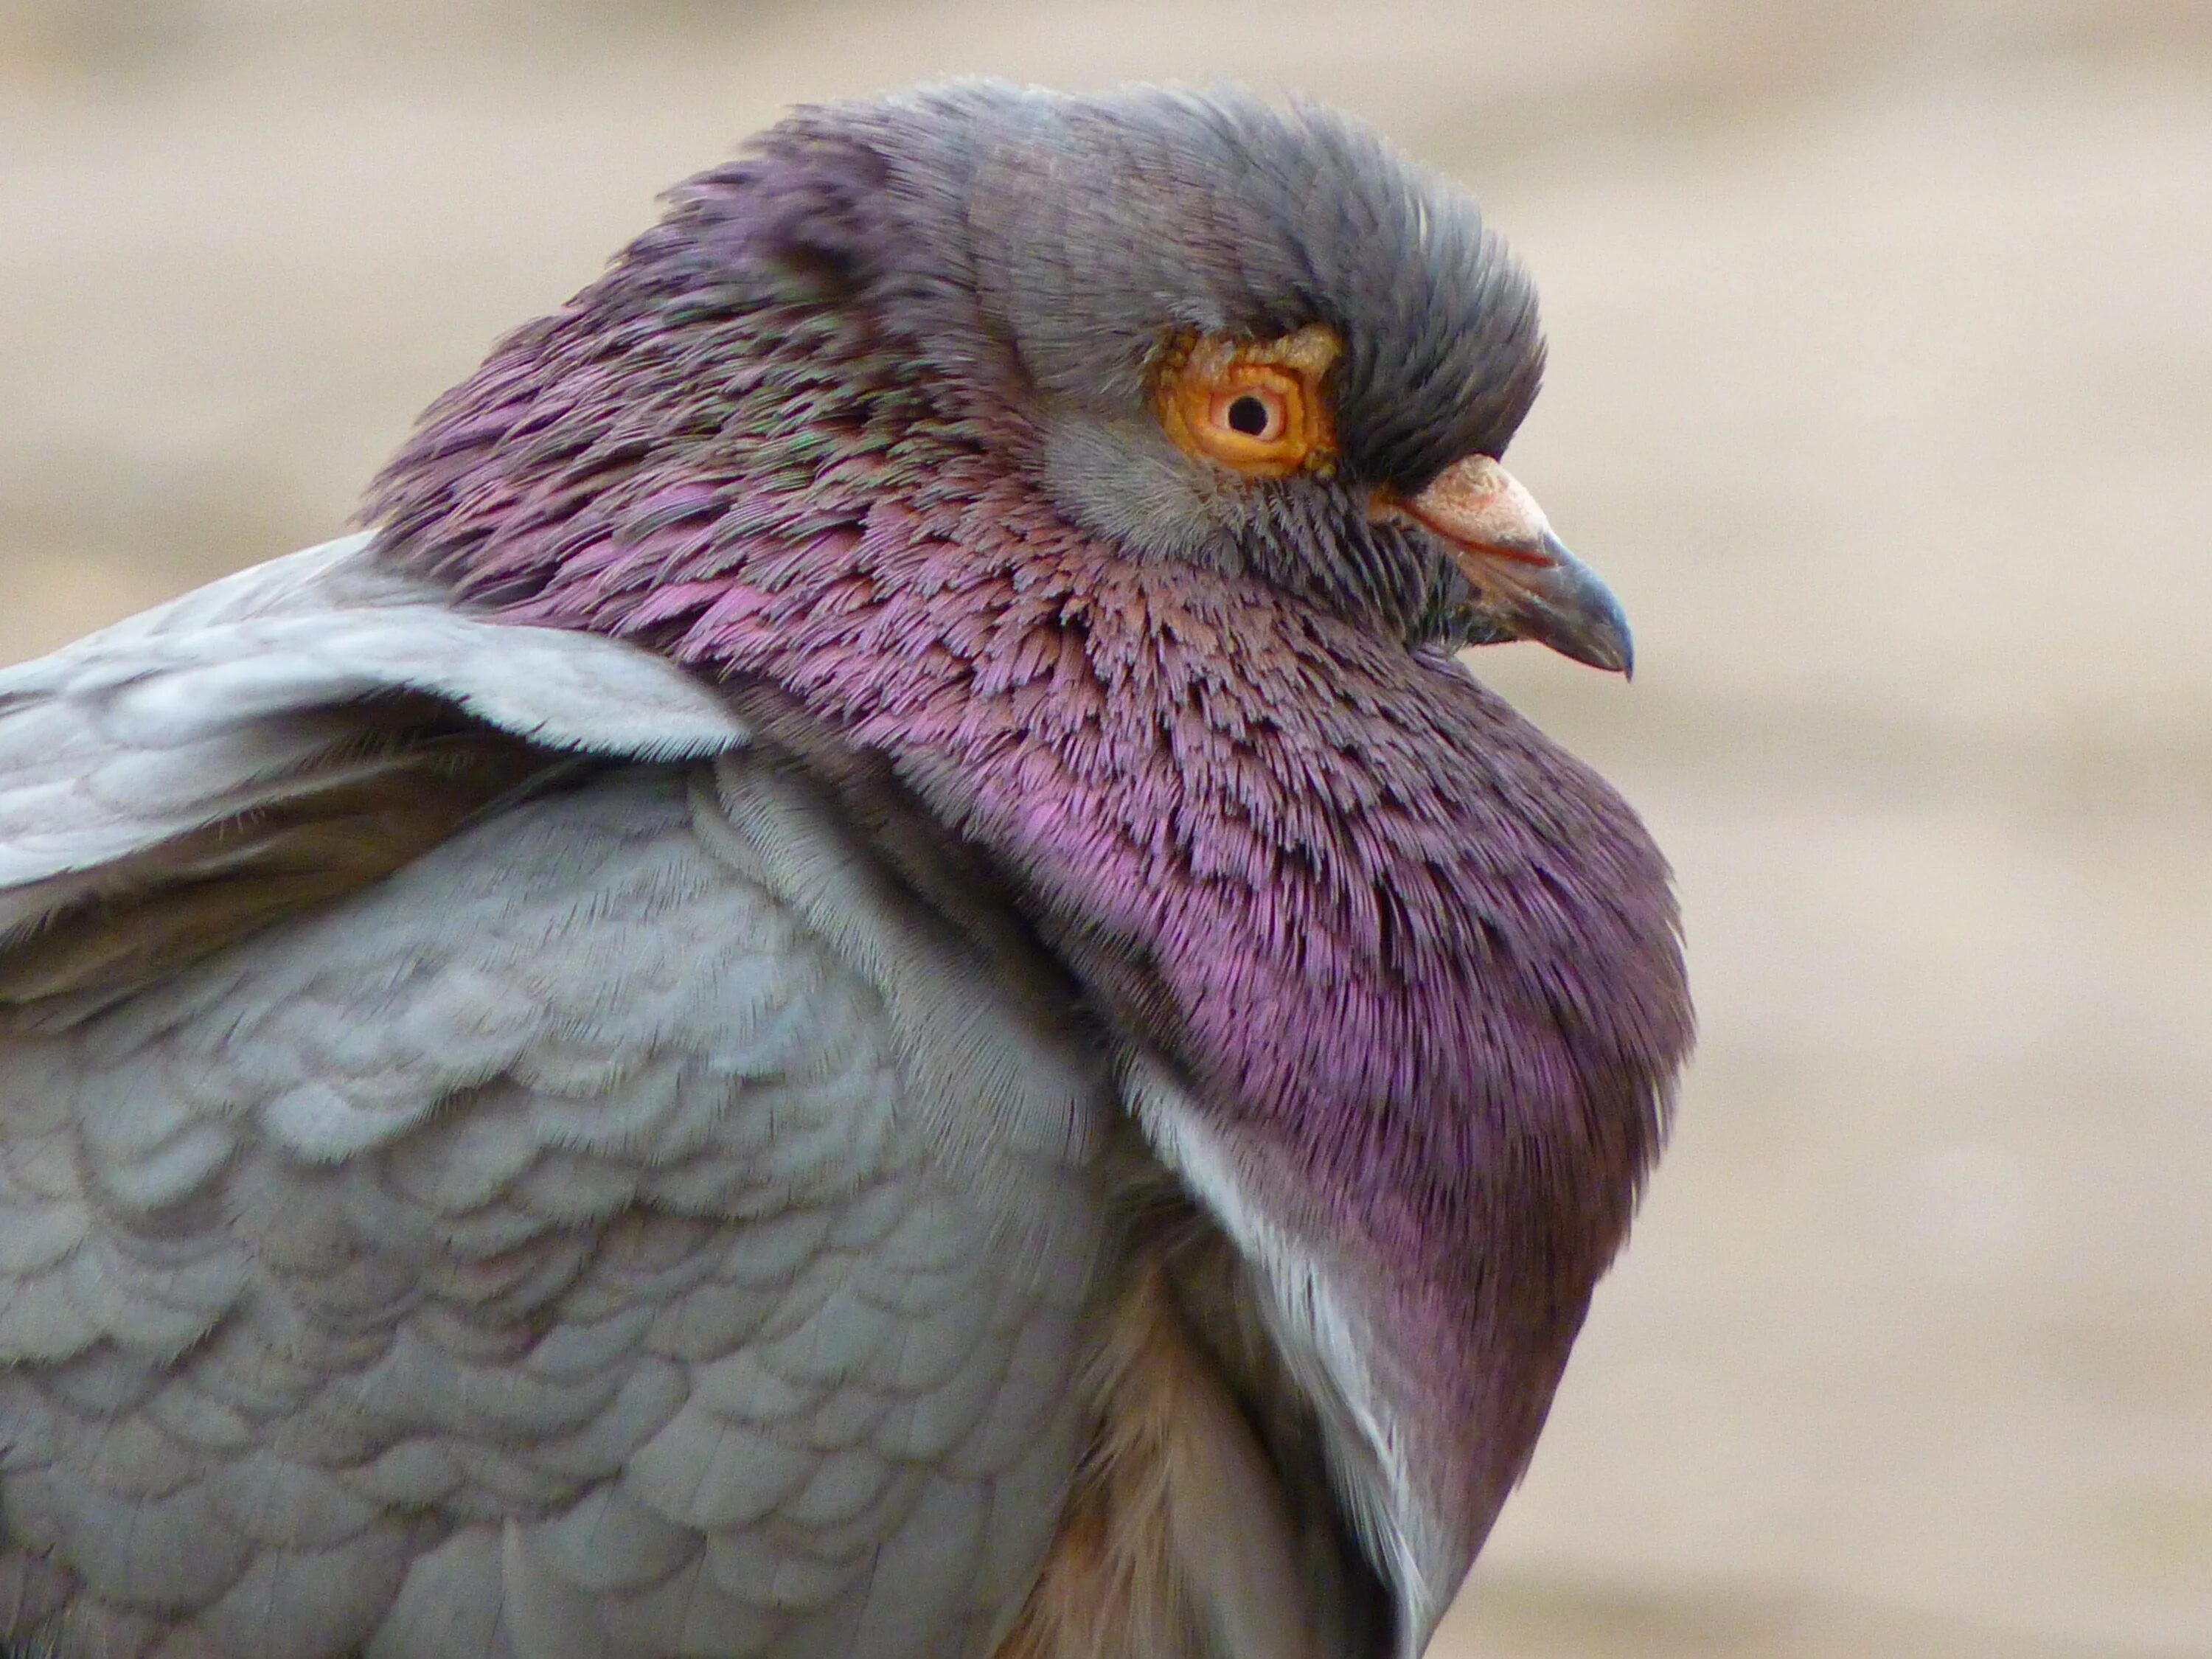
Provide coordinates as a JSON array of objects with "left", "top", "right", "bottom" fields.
[{"left": 370, "top": 80, "right": 1694, "bottom": 1609}]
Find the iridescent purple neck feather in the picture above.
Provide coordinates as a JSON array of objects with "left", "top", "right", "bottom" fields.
[{"left": 367, "top": 83, "right": 1692, "bottom": 1584}]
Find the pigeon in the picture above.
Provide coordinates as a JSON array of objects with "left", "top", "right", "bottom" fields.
[{"left": 0, "top": 83, "right": 1691, "bottom": 1659}]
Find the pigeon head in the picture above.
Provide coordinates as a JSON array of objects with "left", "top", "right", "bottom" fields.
[
  {"left": 380, "top": 83, "right": 1627, "bottom": 672},
  {"left": 369, "top": 82, "right": 1691, "bottom": 1637},
  {"left": 943, "top": 86, "right": 1630, "bottom": 672},
  {"left": 741, "top": 83, "right": 1630, "bottom": 668}
]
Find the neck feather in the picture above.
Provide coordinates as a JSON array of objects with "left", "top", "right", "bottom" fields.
[{"left": 366, "top": 263, "right": 1693, "bottom": 1557}]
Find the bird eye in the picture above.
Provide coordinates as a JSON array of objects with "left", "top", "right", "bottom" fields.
[
  {"left": 1155, "top": 325, "right": 1343, "bottom": 480},
  {"left": 1222, "top": 393, "right": 1279, "bottom": 439}
]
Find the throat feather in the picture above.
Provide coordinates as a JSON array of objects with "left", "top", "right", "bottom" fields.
[{"left": 366, "top": 294, "right": 1691, "bottom": 1576}]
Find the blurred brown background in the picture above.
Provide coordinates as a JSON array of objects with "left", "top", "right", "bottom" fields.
[{"left": 4, "top": 2, "right": 2208, "bottom": 1655}]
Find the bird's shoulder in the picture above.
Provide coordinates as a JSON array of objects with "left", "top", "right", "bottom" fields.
[
  {"left": 0, "top": 540, "right": 1116, "bottom": 1657},
  {"left": 0, "top": 533, "right": 756, "bottom": 1012}
]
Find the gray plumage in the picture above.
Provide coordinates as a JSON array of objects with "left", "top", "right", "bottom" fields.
[
  {"left": 0, "top": 540, "right": 1116, "bottom": 1658},
  {"left": 0, "top": 80, "right": 1692, "bottom": 1659}
]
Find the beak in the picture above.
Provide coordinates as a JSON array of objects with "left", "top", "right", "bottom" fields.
[{"left": 1388, "top": 456, "right": 1634, "bottom": 676}]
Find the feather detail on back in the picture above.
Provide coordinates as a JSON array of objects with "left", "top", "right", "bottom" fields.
[
  {"left": 0, "top": 535, "right": 748, "bottom": 1013},
  {"left": 0, "top": 540, "right": 1121, "bottom": 1658},
  {"left": 0, "top": 701, "right": 553, "bottom": 1008}
]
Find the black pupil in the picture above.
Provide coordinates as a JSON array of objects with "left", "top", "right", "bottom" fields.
[{"left": 1225, "top": 394, "right": 1273, "bottom": 437}]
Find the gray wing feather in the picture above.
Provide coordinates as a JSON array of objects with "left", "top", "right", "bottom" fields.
[{"left": 0, "top": 542, "right": 1113, "bottom": 1659}]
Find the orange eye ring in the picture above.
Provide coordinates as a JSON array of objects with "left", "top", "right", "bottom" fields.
[{"left": 1155, "top": 324, "right": 1343, "bottom": 479}]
